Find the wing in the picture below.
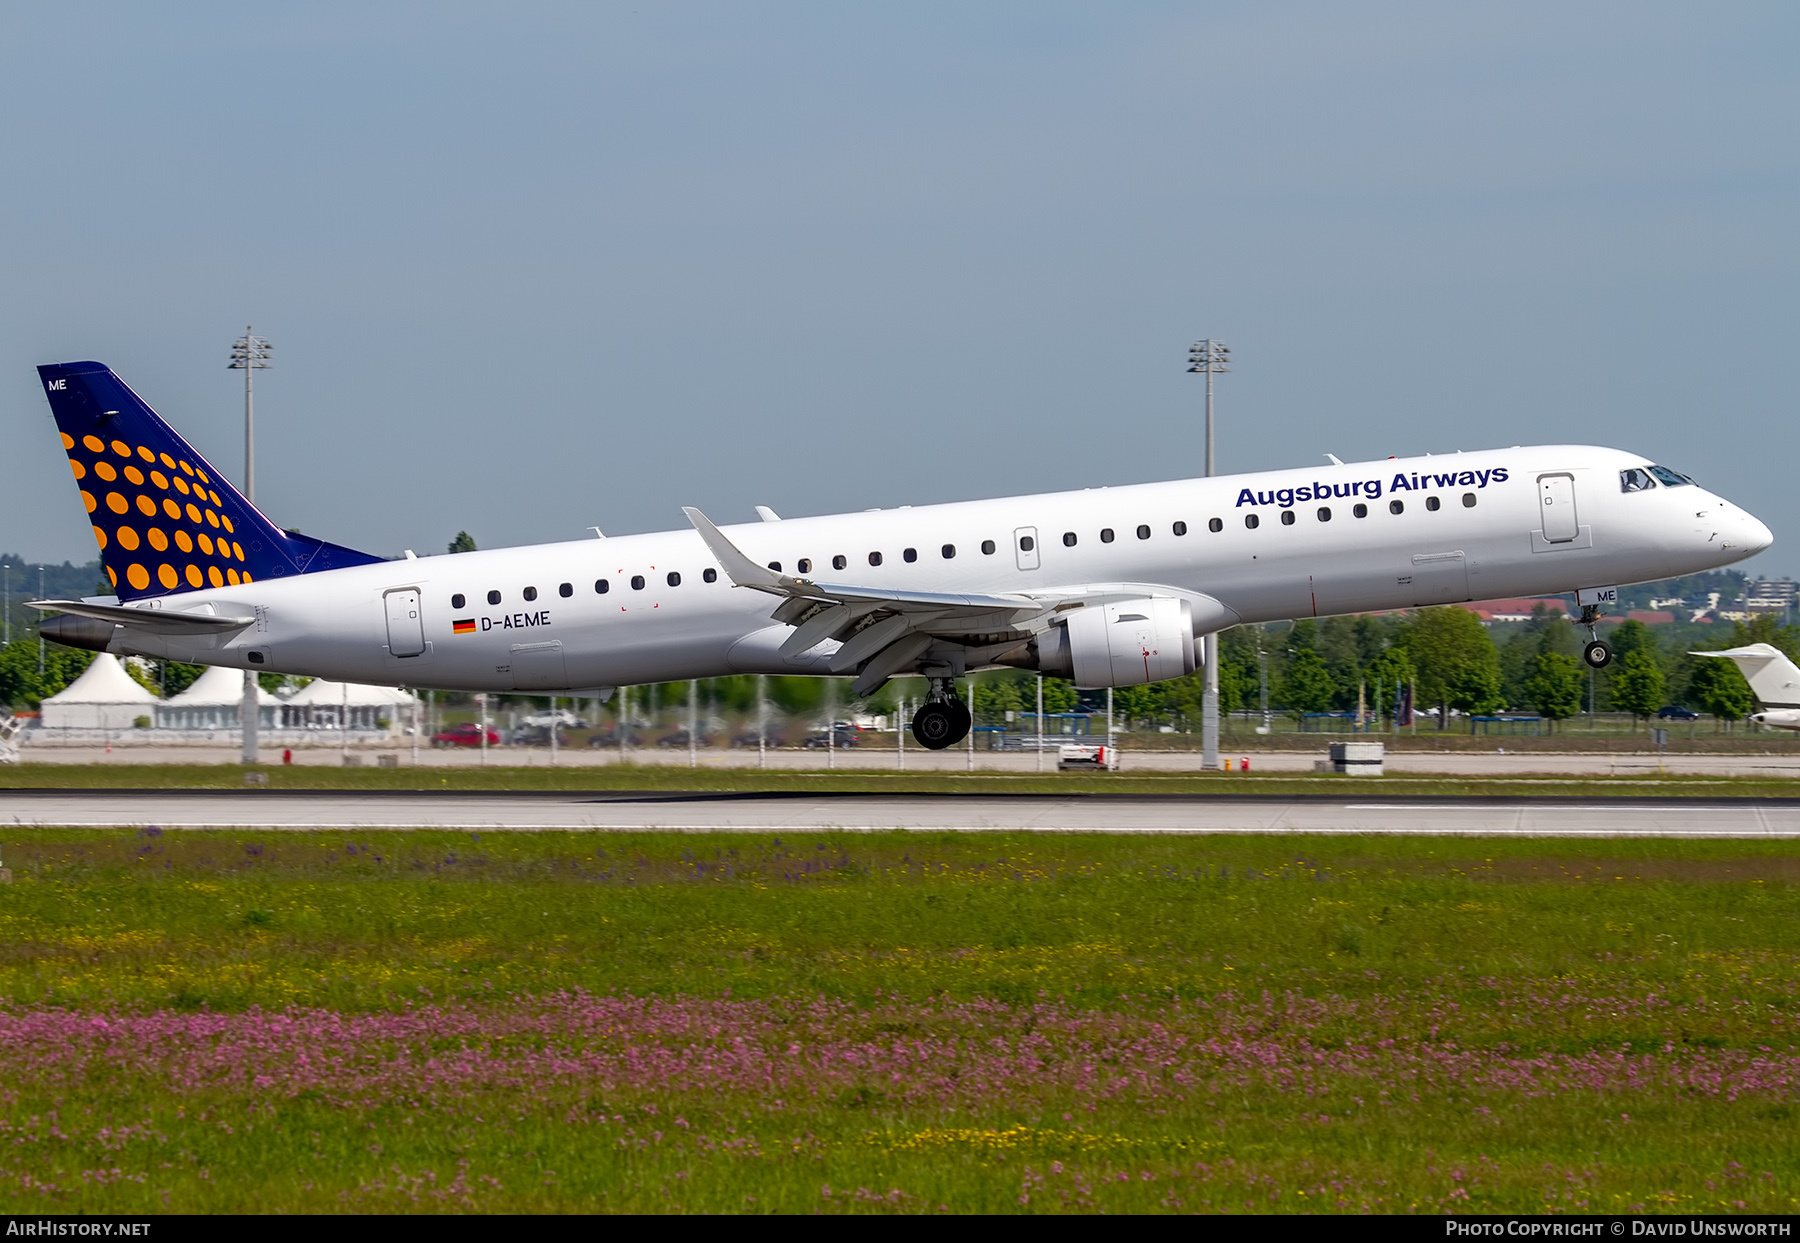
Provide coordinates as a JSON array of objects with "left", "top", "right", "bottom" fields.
[{"left": 684, "top": 507, "right": 1047, "bottom": 694}]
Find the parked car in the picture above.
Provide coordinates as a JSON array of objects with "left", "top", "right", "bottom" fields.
[
  {"left": 802, "top": 723, "right": 865, "bottom": 749},
  {"left": 512, "top": 724, "right": 569, "bottom": 747},
  {"left": 432, "top": 722, "right": 499, "bottom": 748},
  {"left": 588, "top": 728, "right": 641, "bottom": 748},
  {"left": 730, "top": 729, "right": 778, "bottom": 749},
  {"left": 520, "top": 708, "right": 588, "bottom": 729},
  {"left": 656, "top": 728, "right": 714, "bottom": 749},
  {"left": 1656, "top": 705, "right": 1701, "bottom": 720}
]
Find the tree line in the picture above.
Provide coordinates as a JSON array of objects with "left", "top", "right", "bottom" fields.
[{"left": 969, "top": 606, "right": 1785, "bottom": 734}]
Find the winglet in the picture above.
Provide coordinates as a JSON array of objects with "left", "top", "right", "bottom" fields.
[{"left": 683, "top": 507, "right": 796, "bottom": 594}]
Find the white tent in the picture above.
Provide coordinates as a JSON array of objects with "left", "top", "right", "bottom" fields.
[
  {"left": 39, "top": 654, "right": 160, "bottom": 730},
  {"left": 157, "top": 664, "right": 280, "bottom": 731},
  {"left": 280, "top": 679, "right": 417, "bottom": 732}
]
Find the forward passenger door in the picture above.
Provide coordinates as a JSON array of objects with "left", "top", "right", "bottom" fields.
[{"left": 1538, "top": 473, "right": 1579, "bottom": 543}]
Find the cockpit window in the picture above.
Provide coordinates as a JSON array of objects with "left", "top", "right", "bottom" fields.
[
  {"left": 1620, "top": 468, "right": 1656, "bottom": 493},
  {"left": 1648, "top": 465, "right": 1695, "bottom": 487}
]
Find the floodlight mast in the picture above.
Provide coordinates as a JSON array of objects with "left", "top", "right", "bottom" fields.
[
  {"left": 1187, "top": 339, "right": 1230, "bottom": 772},
  {"left": 228, "top": 328, "right": 271, "bottom": 503},
  {"left": 228, "top": 327, "right": 272, "bottom": 766}
]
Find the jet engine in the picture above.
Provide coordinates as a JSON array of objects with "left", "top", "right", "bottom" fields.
[
  {"left": 38, "top": 613, "right": 119, "bottom": 653},
  {"left": 1036, "top": 597, "right": 1196, "bottom": 688}
]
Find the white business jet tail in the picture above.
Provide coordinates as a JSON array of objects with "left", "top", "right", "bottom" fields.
[{"left": 1690, "top": 644, "right": 1800, "bottom": 707}]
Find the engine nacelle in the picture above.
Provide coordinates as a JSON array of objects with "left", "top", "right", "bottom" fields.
[
  {"left": 1037, "top": 597, "right": 1196, "bottom": 688},
  {"left": 38, "top": 613, "right": 119, "bottom": 653}
]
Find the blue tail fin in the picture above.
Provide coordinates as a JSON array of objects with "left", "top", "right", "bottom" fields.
[{"left": 38, "top": 361, "right": 384, "bottom": 602}]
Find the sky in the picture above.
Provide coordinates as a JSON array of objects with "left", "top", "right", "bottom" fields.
[{"left": 2, "top": 2, "right": 1795, "bottom": 578}]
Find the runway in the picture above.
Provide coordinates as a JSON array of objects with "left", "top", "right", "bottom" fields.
[{"left": 2, "top": 790, "right": 1798, "bottom": 836}]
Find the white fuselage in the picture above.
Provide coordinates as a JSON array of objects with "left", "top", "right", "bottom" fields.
[{"left": 101, "top": 444, "right": 1772, "bottom": 692}]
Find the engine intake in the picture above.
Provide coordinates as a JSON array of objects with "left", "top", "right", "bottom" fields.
[{"left": 1036, "top": 597, "right": 1196, "bottom": 688}]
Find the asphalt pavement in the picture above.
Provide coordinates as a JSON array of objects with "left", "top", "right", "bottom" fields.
[{"left": 0, "top": 790, "right": 1793, "bottom": 835}]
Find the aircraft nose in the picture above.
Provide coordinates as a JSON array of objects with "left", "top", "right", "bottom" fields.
[{"left": 1742, "top": 510, "right": 1775, "bottom": 554}]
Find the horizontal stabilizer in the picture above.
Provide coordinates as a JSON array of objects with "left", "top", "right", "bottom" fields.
[{"left": 29, "top": 599, "right": 255, "bottom": 634}]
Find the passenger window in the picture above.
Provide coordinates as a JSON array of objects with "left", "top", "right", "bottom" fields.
[
  {"left": 1019, "top": 535, "right": 1035, "bottom": 552},
  {"left": 903, "top": 548, "right": 917, "bottom": 563},
  {"left": 631, "top": 575, "right": 646, "bottom": 590},
  {"left": 1062, "top": 532, "right": 1077, "bottom": 547},
  {"left": 1206, "top": 518, "right": 1221, "bottom": 533},
  {"left": 523, "top": 586, "right": 538, "bottom": 602},
  {"left": 1136, "top": 525, "right": 1150, "bottom": 540},
  {"left": 942, "top": 544, "right": 955, "bottom": 559},
  {"left": 1425, "top": 496, "right": 1441, "bottom": 511},
  {"left": 1100, "top": 528, "right": 1114, "bottom": 543},
  {"left": 1462, "top": 493, "right": 1477, "bottom": 508},
  {"left": 558, "top": 582, "right": 572, "bottom": 597},
  {"left": 595, "top": 579, "right": 610, "bottom": 594},
  {"left": 1353, "top": 504, "right": 1368, "bottom": 518},
  {"left": 832, "top": 555, "right": 847, "bottom": 570},
  {"left": 1620, "top": 468, "right": 1656, "bottom": 493},
  {"left": 487, "top": 590, "right": 501, "bottom": 605},
  {"left": 1389, "top": 500, "right": 1404, "bottom": 515},
  {"left": 767, "top": 562, "right": 781, "bottom": 572},
  {"left": 451, "top": 593, "right": 465, "bottom": 609},
  {"left": 1280, "top": 510, "right": 1296, "bottom": 526},
  {"left": 980, "top": 540, "right": 995, "bottom": 555},
  {"left": 667, "top": 571, "right": 681, "bottom": 587},
  {"left": 797, "top": 558, "right": 812, "bottom": 573},
  {"left": 1244, "top": 514, "right": 1260, "bottom": 530},
  {"left": 868, "top": 551, "right": 883, "bottom": 566},
  {"left": 1174, "top": 521, "right": 1189, "bottom": 536},
  {"left": 1317, "top": 507, "right": 1331, "bottom": 522},
  {"left": 703, "top": 568, "right": 718, "bottom": 583}
]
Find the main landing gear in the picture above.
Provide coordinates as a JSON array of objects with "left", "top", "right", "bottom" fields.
[
  {"left": 910, "top": 675, "right": 972, "bottom": 750},
  {"left": 1577, "top": 603, "right": 1613, "bottom": 669}
]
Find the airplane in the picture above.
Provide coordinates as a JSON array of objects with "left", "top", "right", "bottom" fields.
[
  {"left": 1691, "top": 645, "right": 1800, "bottom": 730},
  {"left": 29, "top": 360, "right": 1774, "bottom": 749}
]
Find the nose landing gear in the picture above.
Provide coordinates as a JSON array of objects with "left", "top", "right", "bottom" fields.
[
  {"left": 910, "top": 675, "right": 971, "bottom": 750},
  {"left": 1576, "top": 603, "right": 1613, "bottom": 669}
]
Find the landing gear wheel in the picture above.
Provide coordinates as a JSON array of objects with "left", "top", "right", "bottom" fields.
[
  {"left": 1583, "top": 640, "right": 1613, "bottom": 670},
  {"left": 911, "top": 700, "right": 971, "bottom": 750}
]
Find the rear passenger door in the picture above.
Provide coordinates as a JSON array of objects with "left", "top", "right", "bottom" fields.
[{"left": 384, "top": 588, "right": 425, "bottom": 657}]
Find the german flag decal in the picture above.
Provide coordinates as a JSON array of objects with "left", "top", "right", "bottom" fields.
[{"left": 452, "top": 618, "right": 476, "bottom": 635}]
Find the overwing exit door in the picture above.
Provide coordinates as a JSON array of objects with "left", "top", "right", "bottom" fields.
[
  {"left": 1014, "top": 527, "right": 1040, "bottom": 571},
  {"left": 1538, "top": 473, "right": 1579, "bottom": 542},
  {"left": 384, "top": 588, "right": 425, "bottom": 657}
]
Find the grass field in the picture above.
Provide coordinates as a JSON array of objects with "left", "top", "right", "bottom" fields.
[{"left": 0, "top": 827, "right": 1796, "bottom": 1213}]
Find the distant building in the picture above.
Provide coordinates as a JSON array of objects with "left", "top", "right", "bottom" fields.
[
  {"left": 1745, "top": 578, "right": 1797, "bottom": 616},
  {"left": 1461, "top": 598, "right": 1572, "bottom": 623},
  {"left": 1624, "top": 610, "right": 1675, "bottom": 625}
]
